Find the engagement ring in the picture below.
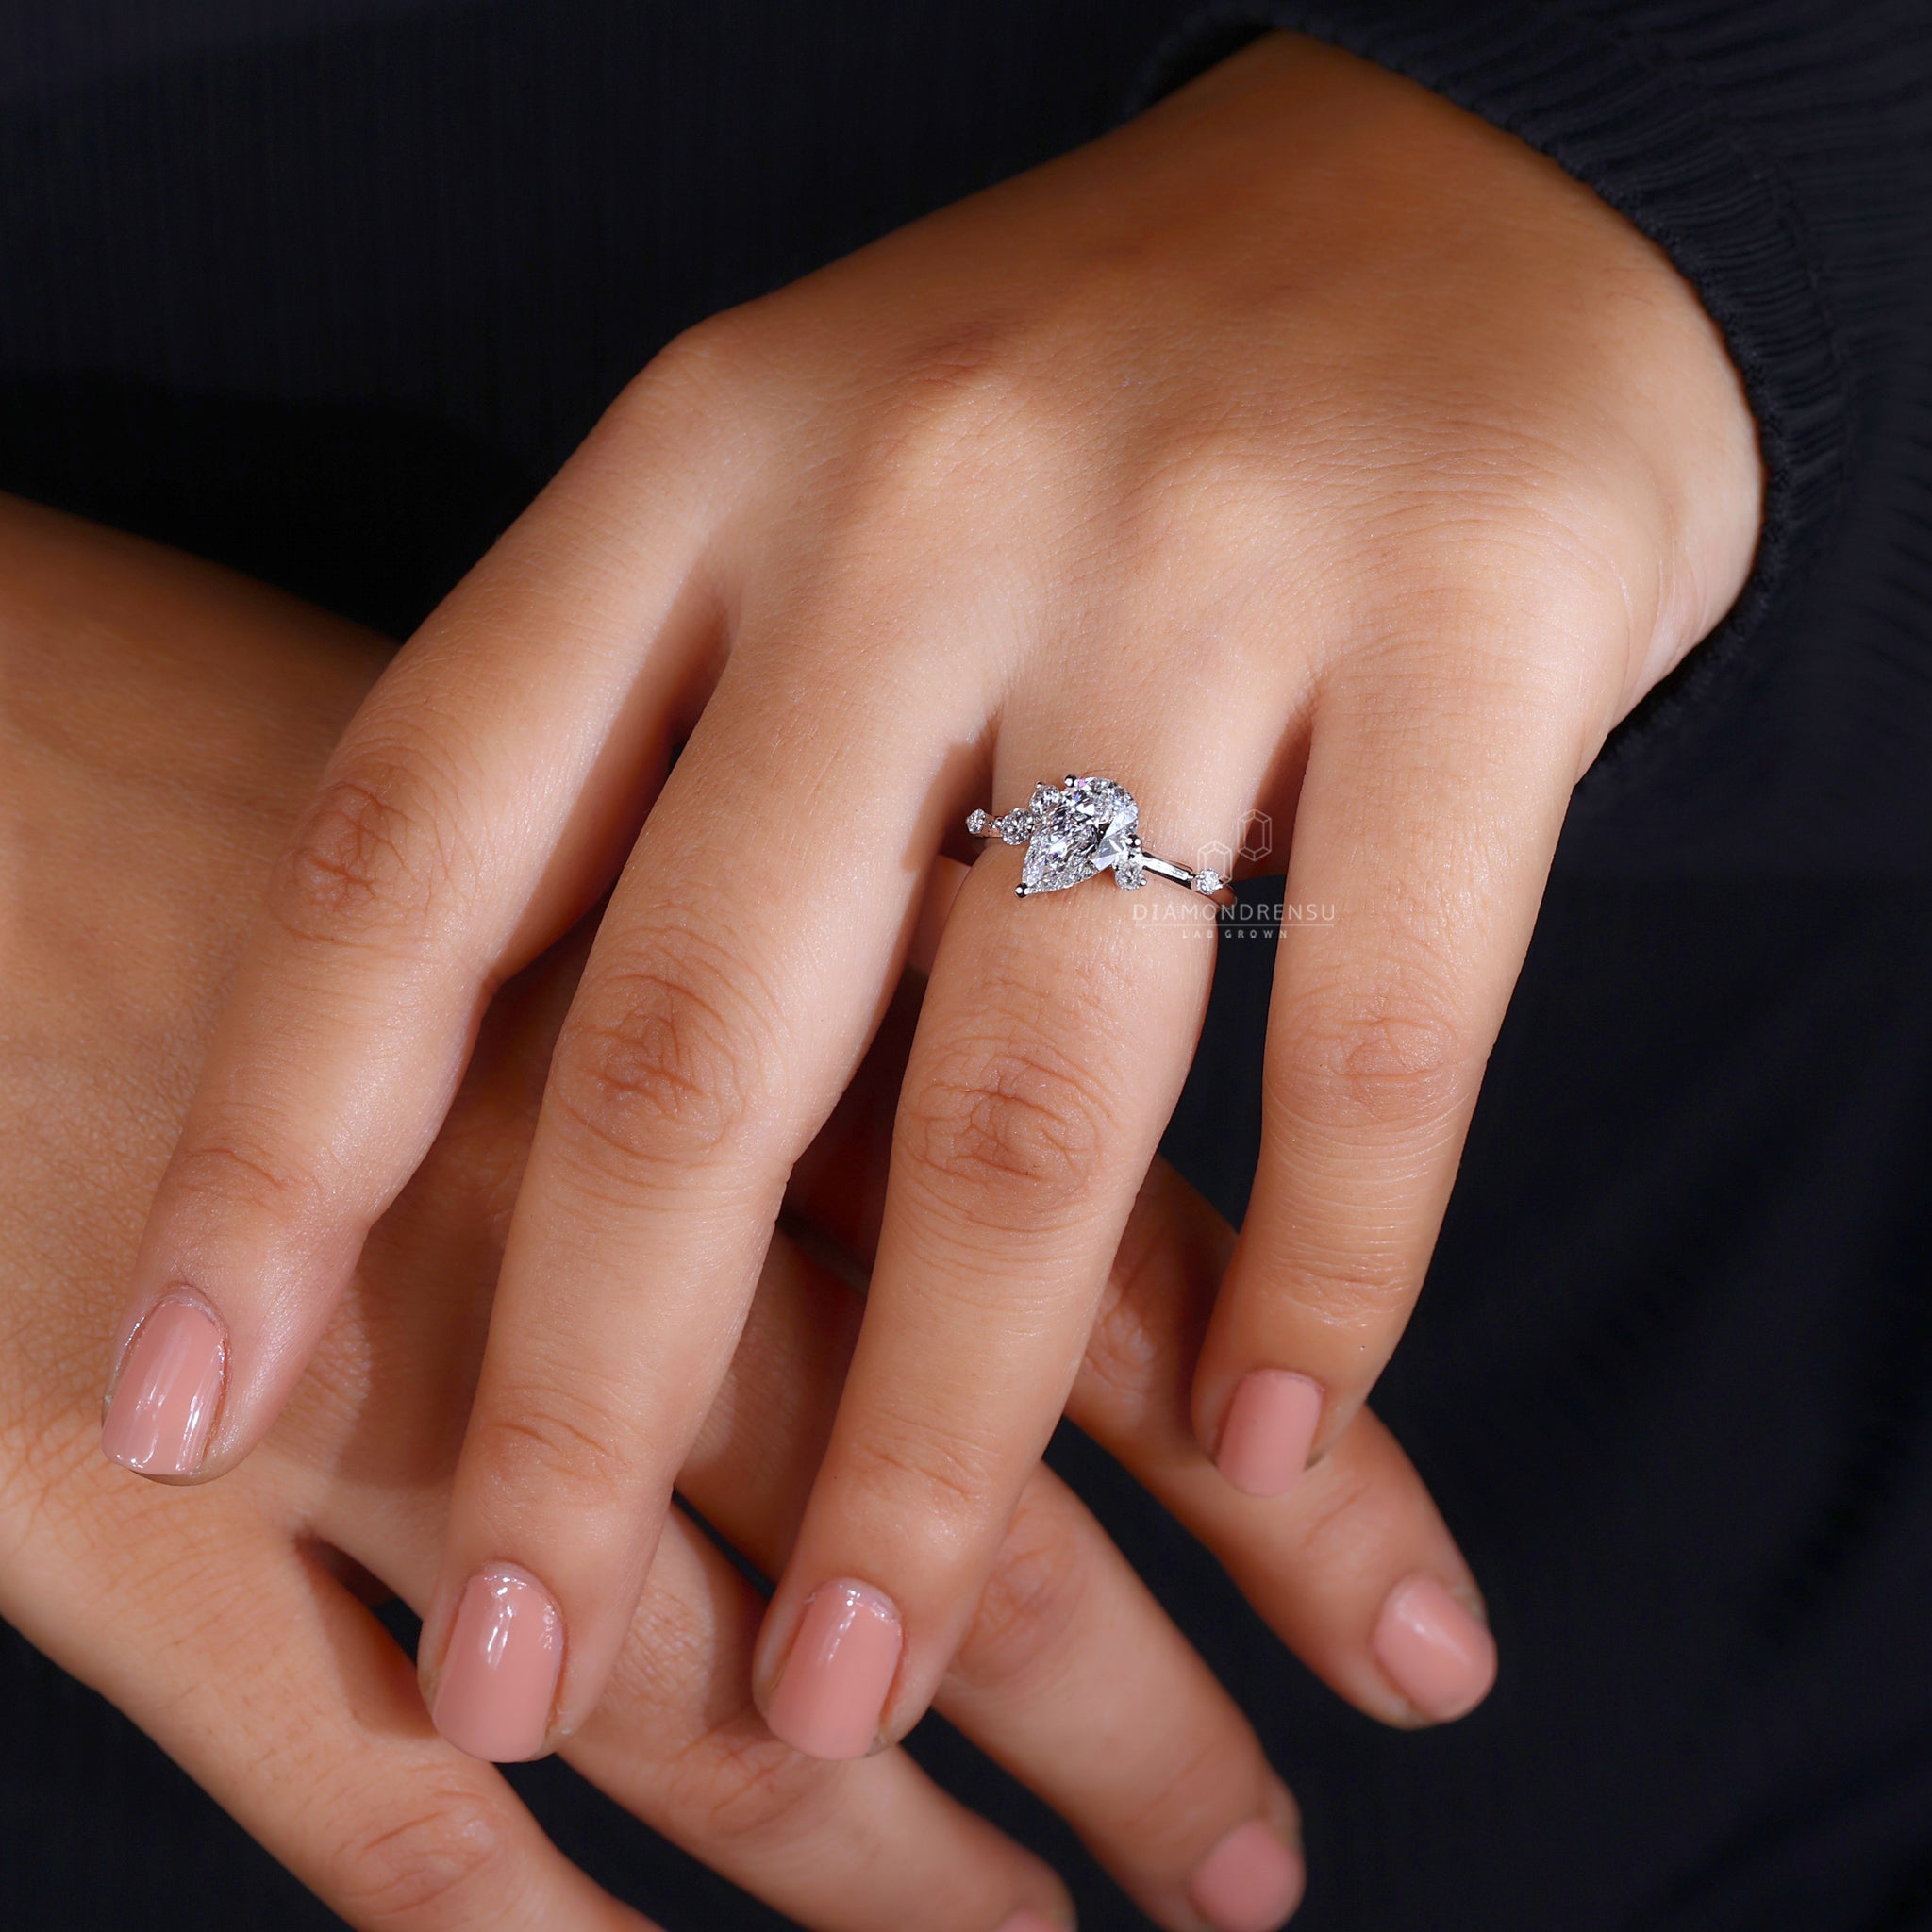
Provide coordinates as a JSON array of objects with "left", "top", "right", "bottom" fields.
[{"left": 967, "top": 776, "right": 1230, "bottom": 901}]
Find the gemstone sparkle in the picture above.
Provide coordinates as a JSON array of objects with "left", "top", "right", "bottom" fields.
[{"left": 1016, "top": 776, "right": 1141, "bottom": 896}]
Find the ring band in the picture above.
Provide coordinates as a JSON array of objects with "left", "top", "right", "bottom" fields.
[{"left": 967, "top": 775, "right": 1230, "bottom": 901}]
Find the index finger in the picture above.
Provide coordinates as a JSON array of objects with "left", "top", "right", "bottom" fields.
[{"left": 101, "top": 366, "right": 727, "bottom": 1481}]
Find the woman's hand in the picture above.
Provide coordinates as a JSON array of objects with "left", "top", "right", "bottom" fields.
[
  {"left": 111, "top": 32, "right": 1750, "bottom": 1763},
  {"left": 3, "top": 498, "right": 1486, "bottom": 1931}
]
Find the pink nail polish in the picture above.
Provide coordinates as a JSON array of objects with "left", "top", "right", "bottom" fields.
[
  {"left": 1372, "top": 1574, "right": 1497, "bottom": 1722},
  {"left": 431, "top": 1564, "right": 564, "bottom": 1761},
  {"left": 102, "top": 1297, "right": 225, "bottom": 1477},
  {"left": 1189, "top": 1818, "right": 1307, "bottom": 1932},
  {"left": 766, "top": 1579, "right": 902, "bottom": 1760},
  {"left": 1214, "top": 1371, "right": 1323, "bottom": 1498}
]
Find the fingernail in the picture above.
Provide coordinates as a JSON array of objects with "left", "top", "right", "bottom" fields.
[
  {"left": 431, "top": 1564, "right": 564, "bottom": 1761},
  {"left": 1372, "top": 1573, "right": 1497, "bottom": 1722},
  {"left": 102, "top": 1297, "right": 225, "bottom": 1476},
  {"left": 1214, "top": 1371, "right": 1323, "bottom": 1498},
  {"left": 766, "top": 1579, "right": 902, "bottom": 1760},
  {"left": 1189, "top": 1818, "right": 1307, "bottom": 1932}
]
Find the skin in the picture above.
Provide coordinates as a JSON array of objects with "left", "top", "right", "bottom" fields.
[
  {"left": 109, "top": 32, "right": 1760, "bottom": 1762},
  {"left": 2, "top": 498, "right": 1483, "bottom": 1927}
]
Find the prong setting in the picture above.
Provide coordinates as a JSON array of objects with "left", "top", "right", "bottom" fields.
[{"left": 964, "top": 775, "right": 1228, "bottom": 904}]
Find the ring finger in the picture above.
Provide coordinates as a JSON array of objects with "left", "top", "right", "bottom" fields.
[{"left": 757, "top": 698, "right": 1273, "bottom": 1760}]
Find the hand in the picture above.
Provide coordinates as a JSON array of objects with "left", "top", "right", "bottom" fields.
[
  {"left": 4, "top": 497, "right": 1484, "bottom": 1931},
  {"left": 112, "top": 31, "right": 1746, "bottom": 1764}
]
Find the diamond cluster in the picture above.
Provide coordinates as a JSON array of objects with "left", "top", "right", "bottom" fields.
[
  {"left": 983, "top": 774, "right": 1144, "bottom": 896},
  {"left": 966, "top": 776, "right": 1233, "bottom": 898},
  {"left": 966, "top": 807, "right": 1033, "bottom": 843}
]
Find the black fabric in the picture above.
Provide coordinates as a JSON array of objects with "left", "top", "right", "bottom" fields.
[{"left": 1, "top": 3, "right": 1928, "bottom": 1928}]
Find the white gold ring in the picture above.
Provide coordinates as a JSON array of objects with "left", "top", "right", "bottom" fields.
[{"left": 967, "top": 775, "right": 1230, "bottom": 901}]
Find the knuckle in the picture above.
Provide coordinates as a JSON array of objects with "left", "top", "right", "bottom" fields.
[
  {"left": 326, "top": 1786, "right": 515, "bottom": 1929},
  {"left": 1077, "top": 1219, "right": 1186, "bottom": 1431},
  {"left": 616, "top": 310, "right": 762, "bottom": 452},
  {"left": 606, "top": 1564, "right": 834, "bottom": 1849},
  {"left": 1114, "top": 1731, "right": 1255, "bottom": 1864},
  {"left": 1275, "top": 974, "right": 1479, "bottom": 1137},
  {"left": 1283, "top": 1450, "right": 1380, "bottom": 1567},
  {"left": 550, "top": 940, "right": 774, "bottom": 1178},
  {"left": 167, "top": 1120, "right": 335, "bottom": 1226},
  {"left": 949, "top": 1481, "right": 1089, "bottom": 1693},
  {"left": 1123, "top": 421, "right": 1285, "bottom": 573},
  {"left": 466, "top": 1375, "right": 639, "bottom": 1501},
  {"left": 272, "top": 757, "right": 465, "bottom": 950},
  {"left": 840, "top": 1404, "right": 1008, "bottom": 1550},
  {"left": 855, "top": 323, "right": 1054, "bottom": 507},
  {"left": 896, "top": 325, "right": 1027, "bottom": 435},
  {"left": 1340, "top": 488, "right": 1637, "bottom": 709},
  {"left": 674, "top": 1720, "right": 831, "bottom": 1846},
  {"left": 1294, "top": 1255, "right": 1416, "bottom": 1327},
  {"left": 1076, "top": 1289, "right": 1162, "bottom": 1429},
  {"left": 898, "top": 1025, "right": 1112, "bottom": 1235}
]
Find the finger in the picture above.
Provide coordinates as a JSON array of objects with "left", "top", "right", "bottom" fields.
[
  {"left": 792, "top": 1037, "right": 1497, "bottom": 1730},
  {"left": 1074, "top": 1160, "right": 1497, "bottom": 1726},
  {"left": 155, "top": 924, "right": 1073, "bottom": 1932},
  {"left": 569, "top": 1511, "right": 1074, "bottom": 1932},
  {"left": 420, "top": 579, "right": 990, "bottom": 1753},
  {"left": 2, "top": 1509, "right": 647, "bottom": 1932},
  {"left": 1195, "top": 638, "right": 1587, "bottom": 1526},
  {"left": 104, "top": 362, "right": 730, "bottom": 1481},
  {"left": 758, "top": 736, "right": 1250, "bottom": 1757},
  {"left": 683, "top": 1235, "right": 1307, "bottom": 1932},
  {"left": 311, "top": 1447, "right": 1073, "bottom": 1932},
  {"left": 790, "top": 859, "right": 1493, "bottom": 1724}
]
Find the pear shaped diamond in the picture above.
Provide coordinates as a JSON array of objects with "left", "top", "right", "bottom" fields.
[{"left": 1017, "top": 776, "right": 1142, "bottom": 896}]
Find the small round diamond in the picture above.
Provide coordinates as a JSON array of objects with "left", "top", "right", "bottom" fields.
[
  {"left": 1194, "top": 868, "right": 1224, "bottom": 895},
  {"left": 966, "top": 809, "right": 992, "bottom": 836}
]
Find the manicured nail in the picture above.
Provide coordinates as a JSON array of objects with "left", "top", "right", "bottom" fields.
[
  {"left": 1214, "top": 1371, "right": 1323, "bottom": 1498},
  {"left": 1189, "top": 1818, "right": 1307, "bottom": 1932},
  {"left": 102, "top": 1297, "right": 225, "bottom": 1476},
  {"left": 766, "top": 1579, "right": 902, "bottom": 1760},
  {"left": 992, "top": 1913, "right": 1065, "bottom": 1932},
  {"left": 1372, "top": 1573, "right": 1497, "bottom": 1722},
  {"left": 431, "top": 1564, "right": 564, "bottom": 1761}
]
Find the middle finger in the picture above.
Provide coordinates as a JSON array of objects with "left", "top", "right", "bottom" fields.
[{"left": 424, "top": 590, "right": 991, "bottom": 1759}]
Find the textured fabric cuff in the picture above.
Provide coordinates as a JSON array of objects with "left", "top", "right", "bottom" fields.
[{"left": 1125, "top": 1, "right": 1850, "bottom": 811}]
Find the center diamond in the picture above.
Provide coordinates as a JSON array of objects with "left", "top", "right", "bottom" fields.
[{"left": 1018, "top": 776, "right": 1144, "bottom": 896}]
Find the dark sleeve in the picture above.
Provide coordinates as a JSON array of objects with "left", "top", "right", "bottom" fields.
[{"left": 1124, "top": 1, "right": 1928, "bottom": 819}]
